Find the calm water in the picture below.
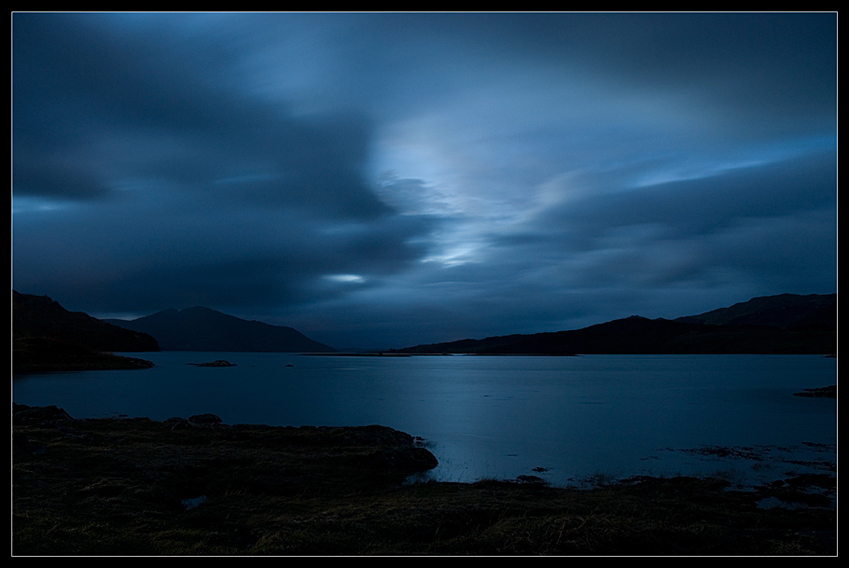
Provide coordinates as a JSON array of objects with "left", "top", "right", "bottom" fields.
[{"left": 13, "top": 353, "right": 836, "bottom": 488}]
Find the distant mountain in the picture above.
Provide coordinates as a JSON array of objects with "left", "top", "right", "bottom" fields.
[
  {"left": 674, "top": 293, "right": 836, "bottom": 329},
  {"left": 13, "top": 291, "right": 160, "bottom": 352},
  {"left": 105, "top": 306, "right": 337, "bottom": 353},
  {"left": 13, "top": 291, "right": 158, "bottom": 373},
  {"left": 398, "top": 294, "right": 836, "bottom": 355}
]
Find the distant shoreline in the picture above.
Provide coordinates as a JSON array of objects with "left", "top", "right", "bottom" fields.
[{"left": 302, "top": 351, "right": 579, "bottom": 357}]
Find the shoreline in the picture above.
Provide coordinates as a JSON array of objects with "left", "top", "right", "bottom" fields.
[{"left": 13, "top": 404, "right": 836, "bottom": 555}]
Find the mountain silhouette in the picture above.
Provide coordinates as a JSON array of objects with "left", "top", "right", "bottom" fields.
[
  {"left": 13, "top": 291, "right": 158, "bottom": 373},
  {"left": 398, "top": 294, "right": 835, "bottom": 355},
  {"left": 13, "top": 291, "right": 159, "bottom": 352},
  {"left": 673, "top": 293, "right": 836, "bottom": 329},
  {"left": 105, "top": 306, "right": 337, "bottom": 353}
]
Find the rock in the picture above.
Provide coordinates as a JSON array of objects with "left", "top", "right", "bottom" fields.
[
  {"left": 188, "top": 413, "right": 223, "bottom": 425},
  {"left": 793, "top": 385, "right": 836, "bottom": 398},
  {"left": 181, "top": 495, "right": 208, "bottom": 510},
  {"left": 516, "top": 475, "right": 546, "bottom": 484},
  {"left": 13, "top": 403, "right": 73, "bottom": 425},
  {"left": 188, "top": 360, "right": 237, "bottom": 367}
]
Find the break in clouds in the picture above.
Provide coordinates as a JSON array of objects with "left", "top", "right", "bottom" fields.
[{"left": 12, "top": 13, "right": 836, "bottom": 349}]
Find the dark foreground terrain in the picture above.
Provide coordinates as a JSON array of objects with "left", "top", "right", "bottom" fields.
[{"left": 13, "top": 404, "right": 835, "bottom": 556}]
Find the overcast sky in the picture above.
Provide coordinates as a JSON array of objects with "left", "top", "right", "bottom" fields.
[{"left": 12, "top": 12, "right": 837, "bottom": 349}]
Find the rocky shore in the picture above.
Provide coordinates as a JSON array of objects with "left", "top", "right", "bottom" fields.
[{"left": 13, "top": 404, "right": 836, "bottom": 556}]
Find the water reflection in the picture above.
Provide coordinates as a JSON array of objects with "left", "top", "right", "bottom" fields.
[{"left": 13, "top": 354, "right": 836, "bottom": 489}]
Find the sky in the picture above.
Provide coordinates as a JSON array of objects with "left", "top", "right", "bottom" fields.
[{"left": 12, "top": 12, "right": 837, "bottom": 350}]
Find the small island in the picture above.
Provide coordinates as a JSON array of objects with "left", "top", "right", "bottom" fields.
[{"left": 187, "top": 360, "right": 238, "bottom": 367}]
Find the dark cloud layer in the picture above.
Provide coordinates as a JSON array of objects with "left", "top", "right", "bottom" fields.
[{"left": 12, "top": 13, "right": 836, "bottom": 349}]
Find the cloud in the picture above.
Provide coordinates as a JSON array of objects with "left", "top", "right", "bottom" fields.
[
  {"left": 12, "top": 13, "right": 836, "bottom": 348},
  {"left": 13, "top": 14, "right": 389, "bottom": 219}
]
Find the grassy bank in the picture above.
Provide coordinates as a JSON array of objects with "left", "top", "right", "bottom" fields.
[{"left": 13, "top": 404, "right": 835, "bottom": 556}]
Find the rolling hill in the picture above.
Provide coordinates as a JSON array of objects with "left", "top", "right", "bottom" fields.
[{"left": 397, "top": 294, "right": 836, "bottom": 355}]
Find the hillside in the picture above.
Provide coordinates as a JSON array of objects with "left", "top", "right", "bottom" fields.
[
  {"left": 398, "top": 294, "right": 836, "bottom": 355},
  {"left": 674, "top": 293, "right": 836, "bottom": 329},
  {"left": 13, "top": 291, "right": 158, "bottom": 373},
  {"left": 106, "top": 307, "right": 337, "bottom": 353}
]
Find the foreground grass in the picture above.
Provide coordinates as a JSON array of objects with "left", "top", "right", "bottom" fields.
[{"left": 13, "top": 404, "right": 835, "bottom": 556}]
